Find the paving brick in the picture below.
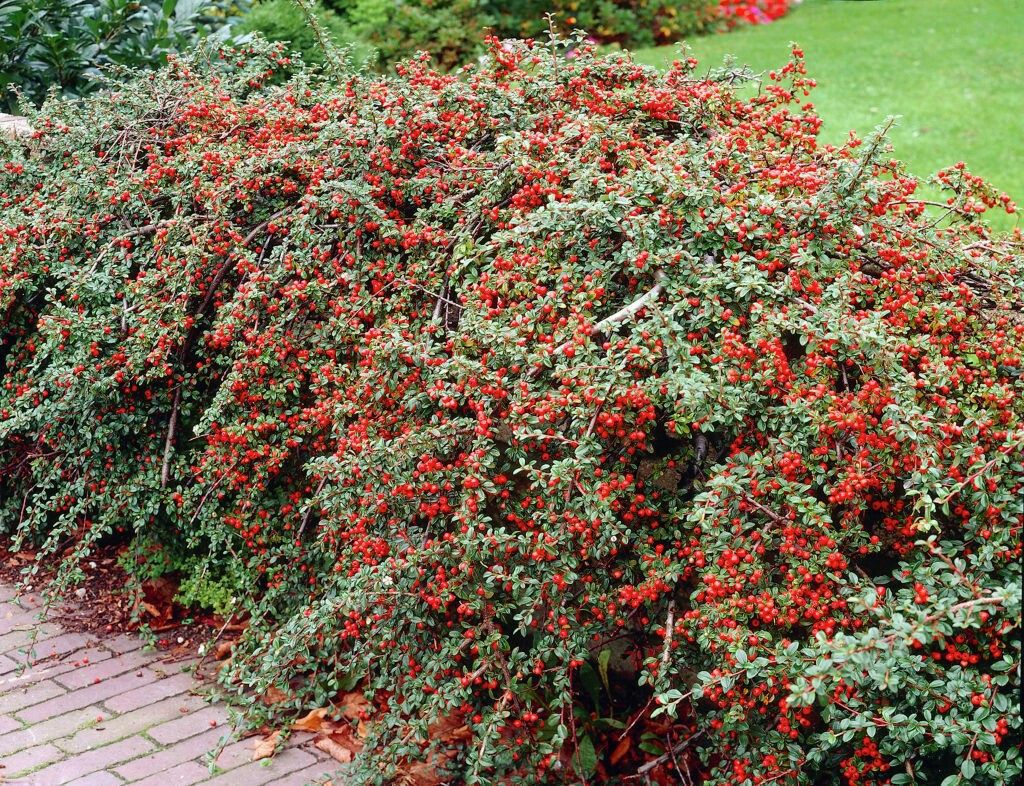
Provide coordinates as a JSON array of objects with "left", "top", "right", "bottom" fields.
[
  {"left": 0, "top": 704, "right": 103, "bottom": 757},
  {"left": 115, "top": 727, "right": 227, "bottom": 781},
  {"left": 104, "top": 634, "right": 146, "bottom": 654},
  {"left": 16, "top": 668, "right": 156, "bottom": 723},
  {"left": 203, "top": 746, "right": 318, "bottom": 785},
  {"left": 66, "top": 772, "right": 126, "bottom": 786},
  {"left": 0, "top": 677, "right": 66, "bottom": 714},
  {"left": 128, "top": 760, "right": 212, "bottom": 786},
  {"left": 0, "top": 621, "right": 62, "bottom": 652},
  {"left": 0, "top": 581, "right": 336, "bottom": 786},
  {"left": 58, "top": 695, "right": 207, "bottom": 754},
  {"left": 26, "top": 631, "right": 100, "bottom": 663},
  {"left": 1, "top": 600, "right": 43, "bottom": 627},
  {"left": 3, "top": 593, "right": 54, "bottom": 614},
  {"left": 265, "top": 762, "right": 339, "bottom": 785},
  {"left": 4, "top": 647, "right": 112, "bottom": 689},
  {"left": 147, "top": 705, "right": 229, "bottom": 745},
  {"left": 1, "top": 741, "right": 64, "bottom": 778},
  {"left": 30, "top": 734, "right": 157, "bottom": 783},
  {"left": 13, "top": 591, "right": 49, "bottom": 610},
  {"left": 105, "top": 672, "right": 197, "bottom": 714},
  {"left": 0, "top": 653, "right": 20, "bottom": 674},
  {"left": 56, "top": 649, "right": 152, "bottom": 690},
  {"left": 210, "top": 737, "right": 252, "bottom": 771}
]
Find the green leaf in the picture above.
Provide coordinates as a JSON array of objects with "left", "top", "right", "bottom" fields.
[
  {"left": 575, "top": 734, "right": 597, "bottom": 779},
  {"left": 598, "top": 648, "right": 611, "bottom": 694},
  {"left": 638, "top": 738, "right": 665, "bottom": 756}
]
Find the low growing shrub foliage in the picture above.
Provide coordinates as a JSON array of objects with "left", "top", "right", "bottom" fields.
[{"left": 0, "top": 38, "right": 1021, "bottom": 785}]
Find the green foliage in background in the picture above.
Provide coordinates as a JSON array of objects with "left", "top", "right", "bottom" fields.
[
  {"left": 234, "top": 0, "right": 371, "bottom": 69},
  {"left": 487, "top": 0, "right": 720, "bottom": 48},
  {"left": 310, "top": 0, "right": 724, "bottom": 71},
  {"left": 336, "top": 0, "right": 485, "bottom": 71},
  {"left": 0, "top": 0, "right": 239, "bottom": 112}
]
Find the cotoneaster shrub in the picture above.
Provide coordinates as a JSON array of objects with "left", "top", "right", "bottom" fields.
[{"left": 1, "top": 37, "right": 1022, "bottom": 786}]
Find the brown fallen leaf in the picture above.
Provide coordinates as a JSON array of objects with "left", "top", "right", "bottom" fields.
[
  {"left": 610, "top": 735, "right": 631, "bottom": 766},
  {"left": 293, "top": 707, "right": 331, "bottom": 733},
  {"left": 402, "top": 760, "right": 450, "bottom": 786},
  {"left": 315, "top": 734, "right": 354, "bottom": 763},
  {"left": 333, "top": 727, "right": 364, "bottom": 753},
  {"left": 427, "top": 714, "right": 471, "bottom": 744},
  {"left": 393, "top": 714, "right": 471, "bottom": 786},
  {"left": 262, "top": 686, "right": 288, "bottom": 705},
  {"left": 448, "top": 725, "right": 472, "bottom": 743},
  {"left": 251, "top": 729, "right": 281, "bottom": 761},
  {"left": 214, "top": 640, "right": 235, "bottom": 660},
  {"left": 142, "top": 576, "right": 178, "bottom": 612},
  {"left": 335, "top": 690, "right": 371, "bottom": 720}
]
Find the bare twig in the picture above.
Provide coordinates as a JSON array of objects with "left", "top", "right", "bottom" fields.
[
  {"left": 551, "top": 269, "right": 666, "bottom": 358},
  {"left": 841, "top": 117, "right": 897, "bottom": 198},
  {"left": 298, "top": 476, "right": 329, "bottom": 537},
  {"left": 160, "top": 386, "right": 182, "bottom": 488},
  {"left": 635, "top": 729, "right": 705, "bottom": 776},
  {"left": 193, "top": 209, "right": 289, "bottom": 322},
  {"left": 660, "top": 599, "right": 676, "bottom": 671},
  {"left": 194, "top": 609, "right": 236, "bottom": 673}
]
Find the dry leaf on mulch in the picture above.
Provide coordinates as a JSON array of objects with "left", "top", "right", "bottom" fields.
[{"left": 388, "top": 712, "right": 474, "bottom": 785}]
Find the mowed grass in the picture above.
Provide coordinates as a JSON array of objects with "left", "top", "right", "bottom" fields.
[{"left": 631, "top": 0, "right": 1023, "bottom": 231}]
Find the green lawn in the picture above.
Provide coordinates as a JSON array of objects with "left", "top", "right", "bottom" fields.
[{"left": 631, "top": 0, "right": 1023, "bottom": 231}]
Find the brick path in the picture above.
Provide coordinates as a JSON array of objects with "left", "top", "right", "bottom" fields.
[{"left": 0, "top": 585, "right": 341, "bottom": 785}]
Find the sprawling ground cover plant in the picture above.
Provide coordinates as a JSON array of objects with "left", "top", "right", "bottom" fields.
[{"left": 1, "top": 37, "right": 1021, "bottom": 785}]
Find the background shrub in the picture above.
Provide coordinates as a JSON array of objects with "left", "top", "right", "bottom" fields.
[
  {"left": 1, "top": 36, "right": 1020, "bottom": 785},
  {"left": 233, "top": 0, "right": 371, "bottom": 68},
  {"left": 0, "top": 0, "right": 238, "bottom": 112},
  {"left": 315, "top": 1, "right": 792, "bottom": 71},
  {"left": 0, "top": 0, "right": 800, "bottom": 104},
  {"left": 342, "top": 0, "right": 485, "bottom": 71},
  {"left": 487, "top": 1, "right": 721, "bottom": 48}
]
